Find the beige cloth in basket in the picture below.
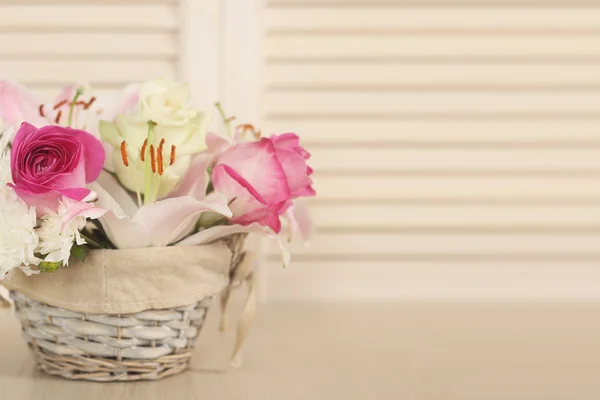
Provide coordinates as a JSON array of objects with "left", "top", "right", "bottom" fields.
[{"left": 1, "top": 243, "right": 232, "bottom": 315}]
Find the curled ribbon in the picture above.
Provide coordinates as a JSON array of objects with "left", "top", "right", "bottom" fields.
[{"left": 220, "top": 251, "right": 257, "bottom": 368}]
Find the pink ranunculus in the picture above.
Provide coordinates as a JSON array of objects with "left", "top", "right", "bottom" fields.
[
  {"left": 211, "top": 134, "right": 315, "bottom": 233},
  {"left": 8, "top": 122, "right": 105, "bottom": 212}
]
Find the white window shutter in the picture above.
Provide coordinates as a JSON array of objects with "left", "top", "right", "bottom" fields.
[
  {"left": 262, "top": 0, "right": 600, "bottom": 300},
  {"left": 0, "top": 0, "right": 180, "bottom": 101}
]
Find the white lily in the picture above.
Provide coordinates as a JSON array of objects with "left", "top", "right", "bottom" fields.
[{"left": 90, "top": 168, "right": 232, "bottom": 248}]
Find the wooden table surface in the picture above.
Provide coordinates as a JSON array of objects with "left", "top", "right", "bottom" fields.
[{"left": 2, "top": 301, "right": 600, "bottom": 399}]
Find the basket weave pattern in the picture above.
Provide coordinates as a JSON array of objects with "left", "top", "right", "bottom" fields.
[
  {"left": 11, "top": 290, "right": 211, "bottom": 381},
  {"left": 7, "top": 234, "right": 248, "bottom": 381}
]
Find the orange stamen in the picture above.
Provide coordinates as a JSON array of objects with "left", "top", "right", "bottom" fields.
[
  {"left": 39, "top": 104, "right": 45, "bottom": 118},
  {"left": 84, "top": 97, "right": 96, "bottom": 110},
  {"left": 53, "top": 100, "right": 68, "bottom": 110},
  {"left": 120, "top": 141, "right": 129, "bottom": 167},
  {"left": 54, "top": 110, "right": 62, "bottom": 124},
  {"left": 170, "top": 145, "right": 176, "bottom": 166},
  {"left": 150, "top": 145, "right": 156, "bottom": 173},
  {"left": 237, "top": 123, "right": 261, "bottom": 138},
  {"left": 157, "top": 139, "right": 165, "bottom": 175},
  {"left": 140, "top": 139, "right": 148, "bottom": 161}
]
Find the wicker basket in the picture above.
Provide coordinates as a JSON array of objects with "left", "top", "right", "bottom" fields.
[
  {"left": 5, "top": 234, "right": 249, "bottom": 382},
  {"left": 10, "top": 291, "right": 210, "bottom": 382}
]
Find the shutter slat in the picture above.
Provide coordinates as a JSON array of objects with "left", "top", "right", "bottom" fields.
[
  {"left": 0, "top": 5, "right": 177, "bottom": 29},
  {"left": 267, "top": 35, "right": 600, "bottom": 59},
  {"left": 266, "top": 63, "right": 600, "bottom": 87},
  {"left": 0, "top": 33, "right": 176, "bottom": 56},
  {"left": 1, "top": 60, "right": 174, "bottom": 83},
  {"left": 263, "top": 120, "right": 600, "bottom": 144},
  {"left": 0, "top": 0, "right": 177, "bottom": 4},
  {"left": 267, "top": 232, "right": 600, "bottom": 256},
  {"left": 311, "top": 204, "right": 600, "bottom": 229},
  {"left": 266, "top": 8, "right": 600, "bottom": 31},
  {"left": 314, "top": 175, "right": 600, "bottom": 201},
  {"left": 264, "top": 91, "right": 600, "bottom": 114},
  {"left": 310, "top": 147, "right": 600, "bottom": 172},
  {"left": 267, "top": 0, "right": 600, "bottom": 5}
]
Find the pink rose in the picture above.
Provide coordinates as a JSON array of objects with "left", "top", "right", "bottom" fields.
[
  {"left": 211, "top": 133, "right": 315, "bottom": 233},
  {"left": 8, "top": 122, "right": 105, "bottom": 212}
]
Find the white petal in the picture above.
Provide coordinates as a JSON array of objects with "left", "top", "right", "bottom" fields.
[
  {"left": 88, "top": 181, "right": 151, "bottom": 248},
  {"left": 94, "top": 171, "right": 138, "bottom": 218},
  {"left": 132, "top": 192, "right": 232, "bottom": 247}
]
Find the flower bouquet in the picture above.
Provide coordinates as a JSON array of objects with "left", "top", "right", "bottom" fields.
[{"left": 0, "top": 79, "right": 315, "bottom": 381}]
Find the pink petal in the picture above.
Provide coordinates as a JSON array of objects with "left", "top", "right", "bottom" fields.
[
  {"left": 9, "top": 185, "right": 61, "bottom": 216},
  {"left": 176, "top": 223, "right": 291, "bottom": 267},
  {"left": 66, "top": 127, "right": 105, "bottom": 183},
  {"left": 110, "top": 83, "right": 140, "bottom": 117},
  {"left": 10, "top": 122, "right": 37, "bottom": 165},
  {"left": 168, "top": 152, "right": 213, "bottom": 200},
  {"left": 132, "top": 192, "right": 233, "bottom": 246},
  {"left": 274, "top": 148, "right": 316, "bottom": 198},
  {"left": 0, "top": 81, "right": 47, "bottom": 127},
  {"left": 287, "top": 201, "right": 314, "bottom": 241},
  {"left": 89, "top": 181, "right": 151, "bottom": 248},
  {"left": 270, "top": 132, "right": 300, "bottom": 148},
  {"left": 95, "top": 170, "right": 138, "bottom": 217},
  {"left": 52, "top": 85, "right": 77, "bottom": 107},
  {"left": 57, "top": 187, "right": 92, "bottom": 201},
  {"left": 176, "top": 223, "right": 268, "bottom": 246},
  {"left": 206, "top": 132, "right": 233, "bottom": 155},
  {"left": 42, "top": 84, "right": 80, "bottom": 122},
  {"left": 217, "top": 138, "right": 291, "bottom": 208},
  {"left": 60, "top": 200, "right": 107, "bottom": 230},
  {"left": 212, "top": 164, "right": 282, "bottom": 232},
  {"left": 271, "top": 133, "right": 311, "bottom": 159}
]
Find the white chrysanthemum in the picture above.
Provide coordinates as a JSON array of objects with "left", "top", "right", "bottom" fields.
[
  {"left": 37, "top": 202, "right": 88, "bottom": 266},
  {"left": 0, "top": 125, "right": 15, "bottom": 154},
  {"left": 0, "top": 151, "right": 12, "bottom": 195},
  {"left": 0, "top": 189, "right": 41, "bottom": 278}
]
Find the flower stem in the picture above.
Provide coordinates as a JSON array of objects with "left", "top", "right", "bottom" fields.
[
  {"left": 215, "top": 102, "right": 232, "bottom": 137},
  {"left": 67, "top": 87, "right": 84, "bottom": 127},
  {"left": 144, "top": 120, "right": 158, "bottom": 205}
]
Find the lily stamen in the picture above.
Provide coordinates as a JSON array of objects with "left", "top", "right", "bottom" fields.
[
  {"left": 84, "top": 97, "right": 96, "bottom": 110},
  {"left": 39, "top": 105, "right": 45, "bottom": 118},
  {"left": 120, "top": 141, "right": 129, "bottom": 167},
  {"left": 170, "top": 145, "right": 176, "bottom": 166},
  {"left": 157, "top": 139, "right": 165, "bottom": 176},
  {"left": 237, "top": 123, "right": 262, "bottom": 140},
  {"left": 54, "top": 110, "right": 62, "bottom": 124},
  {"left": 150, "top": 145, "right": 156, "bottom": 174},
  {"left": 53, "top": 100, "right": 68, "bottom": 110},
  {"left": 140, "top": 139, "right": 148, "bottom": 162}
]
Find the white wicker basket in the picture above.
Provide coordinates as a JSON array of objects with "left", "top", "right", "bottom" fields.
[
  {"left": 10, "top": 291, "right": 210, "bottom": 381},
  {"left": 6, "top": 234, "right": 248, "bottom": 382}
]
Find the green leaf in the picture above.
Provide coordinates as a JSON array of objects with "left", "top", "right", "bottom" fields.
[
  {"left": 38, "top": 261, "right": 62, "bottom": 273},
  {"left": 71, "top": 244, "right": 88, "bottom": 262}
]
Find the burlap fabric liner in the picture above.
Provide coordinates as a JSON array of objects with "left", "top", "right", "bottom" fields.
[
  {"left": 1, "top": 243, "right": 232, "bottom": 314},
  {"left": 0, "top": 240, "right": 256, "bottom": 366}
]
